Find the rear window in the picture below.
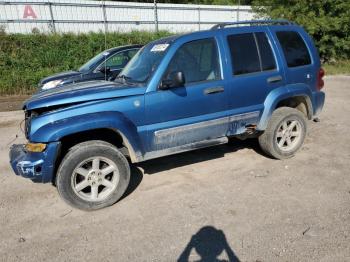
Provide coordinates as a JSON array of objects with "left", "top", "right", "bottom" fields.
[
  {"left": 227, "top": 32, "right": 276, "bottom": 75},
  {"left": 276, "top": 31, "right": 311, "bottom": 67}
]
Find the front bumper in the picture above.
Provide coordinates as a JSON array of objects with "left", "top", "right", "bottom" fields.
[{"left": 9, "top": 142, "right": 60, "bottom": 183}]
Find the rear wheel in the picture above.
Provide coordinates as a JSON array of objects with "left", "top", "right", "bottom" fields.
[
  {"left": 56, "top": 140, "right": 130, "bottom": 210},
  {"left": 258, "top": 107, "right": 307, "bottom": 159}
]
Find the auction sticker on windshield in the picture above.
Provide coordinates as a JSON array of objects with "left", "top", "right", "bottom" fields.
[{"left": 150, "top": 44, "right": 169, "bottom": 52}]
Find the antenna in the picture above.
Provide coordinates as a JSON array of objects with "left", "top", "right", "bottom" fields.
[{"left": 103, "top": 0, "right": 107, "bottom": 81}]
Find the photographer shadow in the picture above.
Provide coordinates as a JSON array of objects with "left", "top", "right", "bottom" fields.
[{"left": 178, "top": 226, "right": 240, "bottom": 262}]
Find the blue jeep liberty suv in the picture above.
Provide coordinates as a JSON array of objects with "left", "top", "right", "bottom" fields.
[{"left": 9, "top": 20, "right": 325, "bottom": 210}]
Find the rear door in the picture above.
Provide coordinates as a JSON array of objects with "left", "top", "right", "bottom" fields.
[
  {"left": 272, "top": 28, "right": 315, "bottom": 90},
  {"left": 223, "top": 29, "right": 285, "bottom": 135}
]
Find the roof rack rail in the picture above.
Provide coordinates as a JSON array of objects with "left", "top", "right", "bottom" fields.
[{"left": 211, "top": 19, "right": 294, "bottom": 30}]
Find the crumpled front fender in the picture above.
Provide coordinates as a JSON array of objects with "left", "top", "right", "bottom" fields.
[{"left": 30, "top": 111, "right": 143, "bottom": 162}]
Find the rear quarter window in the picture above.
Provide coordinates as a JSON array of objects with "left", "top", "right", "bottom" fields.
[{"left": 276, "top": 31, "right": 311, "bottom": 67}]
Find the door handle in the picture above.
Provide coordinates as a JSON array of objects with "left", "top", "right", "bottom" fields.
[
  {"left": 267, "top": 75, "right": 282, "bottom": 83},
  {"left": 204, "top": 86, "right": 224, "bottom": 95}
]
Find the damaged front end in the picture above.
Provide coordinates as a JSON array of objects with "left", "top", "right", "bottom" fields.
[
  {"left": 9, "top": 80, "right": 144, "bottom": 183},
  {"left": 9, "top": 142, "right": 60, "bottom": 183},
  {"left": 8, "top": 105, "right": 61, "bottom": 183}
]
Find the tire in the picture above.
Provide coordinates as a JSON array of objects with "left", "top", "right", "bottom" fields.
[
  {"left": 56, "top": 140, "right": 130, "bottom": 211},
  {"left": 258, "top": 107, "right": 307, "bottom": 159}
]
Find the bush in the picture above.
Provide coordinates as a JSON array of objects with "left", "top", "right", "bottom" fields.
[
  {"left": 252, "top": 0, "right": 350, "bottom": 62},
  {"left": 0, "top": 31, "right": 171, "bottom": 95}
]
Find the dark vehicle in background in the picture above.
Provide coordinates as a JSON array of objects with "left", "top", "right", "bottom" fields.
[{"left": 38, "top": 44, "right": 142, "bottom": 90}]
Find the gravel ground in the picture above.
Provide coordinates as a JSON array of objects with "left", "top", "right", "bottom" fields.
[
  {"left": 0, "top": 96, "right": 30, "bottom": 112},
  {"left": 0, "top": 76, "right": 349, "bottom": 262}
]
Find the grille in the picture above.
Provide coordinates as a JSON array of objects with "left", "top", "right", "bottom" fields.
[{"left": 24, "top": 111, "right": 31, "bottom": 139}]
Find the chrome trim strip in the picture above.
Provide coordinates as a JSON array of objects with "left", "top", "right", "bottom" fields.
[
  {"left": 142, "top": 137, "right": 228, "bottom": 161},
  {"left": 154, "top": 116, "right": 228, "bottom": 137},
  {"left": 154, "top": 111, "right": 260, "bottom": 138},
  {"left": 228, "top": 111, "right": 260, "bottom": 122}
]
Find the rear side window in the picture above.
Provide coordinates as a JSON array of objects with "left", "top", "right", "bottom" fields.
[
  {"left": 227, "top": 32, "right": 276, "bottom": 75},
  {"left": 276, "top": 31, "right": 311, "bottom": 67},
  {"left": 256, "top": 33, "right": 276, "bottom": 71}
]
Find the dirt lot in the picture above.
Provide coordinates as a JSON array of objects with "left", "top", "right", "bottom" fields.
[
  {"left": 0, "top": 96, "right": 30, "bottom": 112},
  {"left": 0, "top": 76, "right": 349, "bottom": 262}
]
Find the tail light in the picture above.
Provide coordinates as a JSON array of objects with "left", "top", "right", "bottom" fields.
[{"left": 317, "top": 67, "right": 325, "bottom": 90}]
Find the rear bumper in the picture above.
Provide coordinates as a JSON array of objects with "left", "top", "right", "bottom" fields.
[
  {"left": 9, "top": 142, "right": 60, "bottom": 183},
  {"left": 312, "top": 91, "right": 325, "bottom": 116}
]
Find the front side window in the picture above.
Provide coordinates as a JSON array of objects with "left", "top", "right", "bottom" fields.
[
  {"left": 227, "top": 32, "right": 276, "bottom": 75},
  {"left": 79, "top": 52, "right": 106, "bottom": 73},
  {"left": 276, "top": 31, "right": 311, "bottom": 67},
  {"left": 101, "top": 49, "right": 139, "bottom": 69},
  {"left": 102, "top": 52, "right": 126, "bottom": 68},
  {"left": 126, "top": 49, "right": 138, "bottom": 59},
  {"left": 105, "top": 51, "right": 129, "bottom": 68},
  {"left": 79, "top": 49, "right": 139, "bottom": 73},
  {"left": 165, "top": 38, "right": 221, "bottom": 84}
]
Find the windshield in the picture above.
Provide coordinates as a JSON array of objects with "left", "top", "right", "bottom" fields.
[
  {"left": 118, "top": 42, "right": 170, "bottom": 84},
  {"left": 79, "top": 51, "right": 109, "bottom": 72}
]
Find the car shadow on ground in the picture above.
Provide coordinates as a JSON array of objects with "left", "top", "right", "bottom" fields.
[
  {"left": 178, "top": 226, "right": 240, "bottom": 262},
  {"left": 122, "top": 138, "right": 267, "bottom": 200},
  {"left": 120, "top": 165, "right": 143, "bottom": 200},
  {"left": 138, "top": 138, "right": 267, "bottom": 175}
]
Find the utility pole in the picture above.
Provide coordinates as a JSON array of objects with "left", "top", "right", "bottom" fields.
[
  {"left": 237, "top": 0, "right": 240, "bottom": 22},
  {"left": 154, "top": 0, "right": 158, "bottom": 33}
]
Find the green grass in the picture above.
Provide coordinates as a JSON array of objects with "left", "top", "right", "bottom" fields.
[
  {"left": 1, "top": 30, "right": 348, "bottom": 95},
  {"left": 0, "top": 31, "right": 172, "bottom": 95},
  {"left": 323, "top": 60, "right": 350, "bottom": 75}
]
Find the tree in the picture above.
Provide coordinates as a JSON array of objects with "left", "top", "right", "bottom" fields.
[{"left": 251, "top": 0, "right": 350, "bottom": 61}]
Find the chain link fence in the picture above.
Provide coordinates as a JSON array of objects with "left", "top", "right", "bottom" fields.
[
  {"left": 0, "top": 0, "right": 255, "bottom": 34},
  {"left": 0, "top": 0, "right": 255, "bottom": 94}
]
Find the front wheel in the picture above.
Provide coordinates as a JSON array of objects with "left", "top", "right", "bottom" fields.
[
  {"left": 258, "top": 107, "right": 307, "bottom": 159},
  {"left": 56, "top": 141, "right": 130, "bottom": 210}
]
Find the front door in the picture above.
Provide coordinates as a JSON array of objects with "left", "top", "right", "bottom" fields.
[{"left": 144, "top": 37, "right": 229, "bottom": 154}]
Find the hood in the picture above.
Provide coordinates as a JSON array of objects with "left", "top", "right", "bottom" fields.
[
  {"left": 39, "top": 71, "right": 82, "bottom": 86},
  {"left": 25, "top": 80, "right": 146, "bottom": 111}
]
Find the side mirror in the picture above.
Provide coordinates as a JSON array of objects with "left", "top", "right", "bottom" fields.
[{"left": 160, "top": 71, "right": 185, "bottom": 90}]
